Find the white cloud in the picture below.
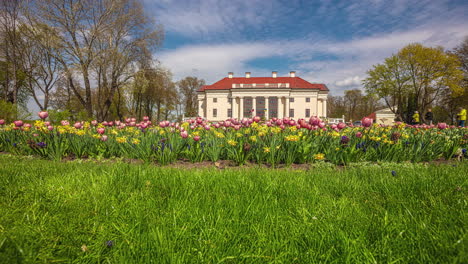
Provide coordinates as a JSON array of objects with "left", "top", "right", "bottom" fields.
[
  {"left": 335, "top": 76, "right": 362, "bottom": 87},
  {"left": 158, "top": 42, "right": 283, "bottom": 82}
]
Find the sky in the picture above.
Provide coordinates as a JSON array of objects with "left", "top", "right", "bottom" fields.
[{"left": 143, "top": 0, "right": 468, "bottom": 95}]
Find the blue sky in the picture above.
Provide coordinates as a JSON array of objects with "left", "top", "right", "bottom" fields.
[{"left": 144, "top": 0, "right": 468, "bottom": 95}]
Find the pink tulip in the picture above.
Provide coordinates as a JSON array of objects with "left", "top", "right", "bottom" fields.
[
  {"left": 193, "top": 135, "right": 201, "bottom": 141},
  {"left": 47, "top": 125, "right": 54, "bottom": 131},
  {"left": 204, "top": 125, "right": 211, "bottom": 130},
  {"left": 38, "top": 111, "right": 48, "bottom": 119},
  {"left": 44, "top": 121, "right": 51, "bottom": 126},
  {"left": 361, "top": 117, "right": 373, "bottom": 127},
  {"left": 180, "top": 131, "right": 188, "bottom": 138},
  {"left": 97, "top": 127, "right": 105, "bottom": 134},
  {"left": 129, "top": 122, "right": 136, "bottom": 127},
  {"left": 131, "top": 118, "right": 137, "bottom": 123},
  {"left": 356, "top": 132, "right": 363, "bottom": 138},
  {"left": 102, "top": 121, "right": 109, "bottom": 126},
  {"left": 100, "top": 135, "right": 108, "bottom": 142},
  {"left": 61, "top": 120, "right": 69, "bottom": 126},
  {"left": 318, "top": 122, "right": 325, "bottom": 128},
  {"left": 0, "top": 119, "right": 4, "bottom": 125},
  {"left": 108, "top": 121, "right": 114, "bottom": 126},
  {"left": 24, "top": 123, "right": 32, "bottom": 128},
  {"left": 280, "top": 125, "right": 285, "bottom": 130},
  {"left": 143, "top": 116, "right": 149, "bottom": 122},
  {"left": 253, "top": 116, "right": 261, "bottom": 123},
  {"left": 14, "top": 120, "right": 24, "bottom": 127},
  {"left": 74, "top": 122, "right": 83, "bottom": 129},
  {"left": 337, "top": 122, "right": 346, "bottom": 130},
  {"left": 289, "top": 120, "right": 296, "bottom": 126},
  {"left": 437, "top": 123, "right": 448, "bottom": 130},
  {"left": 296, "top": 124, "right": 301, "bottom": 129},
  {"left": 159, "top": 121, "right": 166, "bottom": 128},
  {"left": 233, "top": 125, "right": 241, "bottom": 130},
  {"left": 309, "top": 116, "right": 320, "bottom": 126},
  {"left": 91, "top": 120, "right": 98, "bottom": 126},
  {"left": 196, "top": 117, "right": 203, "bottom": 124},
  {"left": 331, "top": 124, "right": 337, "bottom": 129}
]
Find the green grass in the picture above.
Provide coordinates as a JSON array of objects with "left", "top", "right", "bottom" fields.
[{"left": 0, "top": 156, "right": 467, "bottom": 263}]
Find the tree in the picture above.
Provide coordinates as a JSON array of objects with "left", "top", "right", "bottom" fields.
[
  {"left": 29, "top": 0, "right": 163, "bottom": 120},
  {"left": 178, "top": 77, "right": 205, "bottom": 117},
  {"left": 364, "top": 43, "right": 463, "bottom": 123}
]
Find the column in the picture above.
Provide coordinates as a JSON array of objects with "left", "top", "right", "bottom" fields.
[
  {"left": 198, "top": 99, "right": 203, "bottom": 117},
  {"left": 278, "top": 97, "right": 283, "bottom": 118},
  {"left": 286, "top": 97, "right": 291, "bottom": 117},
  {"left": 252, "top": 97, "right": 256, "bottom": 117},
  {"left": 232, "top": 97, "right": 237, "bottom": 120},
  {"left": 239, "top": 97, "right": 244, "bottom": 119},
  {"left": 322, "top": 99, "right": 327, "bottom": 118}
]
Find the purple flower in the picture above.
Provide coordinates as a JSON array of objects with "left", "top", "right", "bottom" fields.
[
  {"left": 391, "top": 170, "right": 397, "bottom": 177},
  {"left": 105, "top": 240, "right": 114, "bottom": 248}
]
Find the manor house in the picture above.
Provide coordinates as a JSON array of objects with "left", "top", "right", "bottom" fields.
[{"left": 197, "top": 71, "right": 329, "bottom": 121}]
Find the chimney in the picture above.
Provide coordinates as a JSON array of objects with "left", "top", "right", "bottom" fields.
[
  {"left": 272, "top": 71, "right": 277, "bottom": 78},
  {"left": 245, "top": 72, "right": 251, "bottom": 78},
  {"left": 289, "top": 71, "right": 296, "bottom": 78},
  {"left": 228, "top": 72, "right": 233, "bottom": 78}
]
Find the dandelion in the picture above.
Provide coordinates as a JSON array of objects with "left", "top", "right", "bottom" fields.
[{"left": 263, "top": 147, "right": 270, "bottom": 153}]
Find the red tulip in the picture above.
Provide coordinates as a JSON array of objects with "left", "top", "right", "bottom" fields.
[
  {"left": 193, "top": 135, "right": 201, "bottom": 141},
  {"left": 356, "top": 132, "right": 363, "bottom": 138},
  {"left": 337, "top": 122, "right": 346, "bottom": 130},
  {"left": 97, "top": 127, "right": 105, "bottom": 134}
]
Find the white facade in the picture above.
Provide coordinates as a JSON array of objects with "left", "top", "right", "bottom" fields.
[{"left": 197, "top": 72, "right": 328, "bottom": 121}]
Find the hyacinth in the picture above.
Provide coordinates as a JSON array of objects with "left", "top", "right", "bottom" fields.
[{"left": 340, "top": 136, "right": 350, "bottom": 145}]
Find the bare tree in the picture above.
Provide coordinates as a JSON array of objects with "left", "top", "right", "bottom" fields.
[{"left": 178, "top": 77, "right": 205, "bottom": 117}]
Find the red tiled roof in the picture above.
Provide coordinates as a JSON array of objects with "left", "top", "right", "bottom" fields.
[{"left": 197, "top": 76, "right": 329, "bottom": 92}]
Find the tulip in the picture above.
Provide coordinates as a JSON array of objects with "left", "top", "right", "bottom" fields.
[
  {"left": 193, "top": 135, "right": 201, "bottom": 141},
  {"left": 356, "top": 132, "right": 363, "bottom": 138},
  {"left": 180, "top": 130, "right": 188, "bottom": 138},
  {"left": 204, "top": 125, "right": 210, "bottom": 130},
  {"left": 309, "top": 116, "right": 320, "bottom": 126},
  {"left": 361, "top": 117, "right": 373, "bottom": 127},
  {"left": 318, "top": 122, "right": 325, "bottom": 128},
  {"left": 102, "top": 121, "right": 109, "bottom": 126},
  {"left": 437, "top": 123, "right": 448, "bottom": 129},
  {"left": 91, "top": 120, "right": 98, "bottom": 126},
  {"left": 97, "top": 127, "right": 105, "bottom": 134},
  {"left": 337, "top": 122, "right": 346, "bottom": 130},
  {"left": 14, "top": 120, "right": 24, "bottom": 127},
  {"left": 131, "top": 118, "right": 137, "bottom": 123},
  {"left": 74, "top": 122, "right": 83, "bottom": 129},
  {"left": 143, "top": 116, "right": 149, "bottom": 122},
  {"left": 44, "top": 121, "right": 51, "bottom": 126},
  {"left": 38, "top": 111, "right": 49, "bottom": 119},
  {"left": 47, "top": 125, "right": 54, "bottom": 131},
  {"left": 100, "top": 135, "right": 108, "bottom": 142},
  {"left": 61, "top": 120, "right": 70, "bottom": 126},
  {"left": 0, "top": 119, "right": 4, "bottom": 125},
  {"left": 288, "top": 120, "right": 296, "bottom": 126},
  {"left": 331, "top": 124, "right": 337, "bottom": 129},
  {"left": 253, "top": 116, "right": 261, "bottom": 123},
  {"left": 233, "top": 125, "right": 241, "bottom": 130}
]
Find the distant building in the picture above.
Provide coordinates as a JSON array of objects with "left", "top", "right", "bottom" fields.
[
  {"left": 197, "top": 71, "right": 329, "bottom": 121},
  {"left": 366, "top": 108, "right": 397, "bottom": 125}
]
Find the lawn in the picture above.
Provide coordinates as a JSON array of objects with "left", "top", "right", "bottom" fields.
[{"left": 0, "top": 155, "right": 467, "bottom": 263}]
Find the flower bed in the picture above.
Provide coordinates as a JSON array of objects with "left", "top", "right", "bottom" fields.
[{"left": 0, "top": 114, "right": 466, "bottom": 165}]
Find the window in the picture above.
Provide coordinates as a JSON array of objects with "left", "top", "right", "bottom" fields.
[
  {"left": 228, "top": 98, "right": 232, "bottom": 104},
  {"left": 306, "top": 109, "right": 310, "bottom": 117},
  {"left": 306, "top": 97, "right": 310, "bottom": 102},
  {"left": 213, "top": 98, "right": 217, "bottom": 103},
  {"left": 213, "top": 108, "right": 217, "bottom": 117},
  {"left": 289, "top": 97, "right": 294, "bottom": 102},
  {"left": 289, "top": 109, "right": 294, "bottom": 118},
  {"left": 227, "top": 109, "right": 232, "bottom": 117}
]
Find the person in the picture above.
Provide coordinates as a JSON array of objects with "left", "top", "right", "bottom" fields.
[
  {"left": 412, "top": 111, "right": 420, "bottom": 125},
  {"left": 456, "top": 107, "right": 466, "bottom": 127},
  {"left": 425, "top": 108, "right": 433, "bottom": 125}
]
